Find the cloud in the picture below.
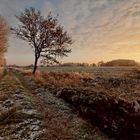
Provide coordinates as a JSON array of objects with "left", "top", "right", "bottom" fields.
[
  {"left": 0, "top": 0, "right": 140, "bottom": 64},
  {"left": 41, "top": 0, "right": 140, "bottom": 51},
  {"left": 0, "top": 0, "right": 35, "bottom": 25},
  {"left": 0, "top": 0, "right": 37, "bottom": 65}
]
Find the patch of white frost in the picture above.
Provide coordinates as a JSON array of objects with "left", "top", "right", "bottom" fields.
[{"left": 134, "top": 100, "right": 140, "bottom": 112}]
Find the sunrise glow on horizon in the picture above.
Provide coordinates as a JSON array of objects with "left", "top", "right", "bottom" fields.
[{"left": 0, "top": 0, "right": 140, "bottom": 65}]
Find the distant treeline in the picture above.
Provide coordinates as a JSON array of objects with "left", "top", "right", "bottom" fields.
[
  {"left": 60, "top": 62, "right": 91, "bottom": 67},
  {"left": 10, "top": 59, "right": 139, "bottom": 68},
  {"left": 60, "top": 59, "right": 140, "bottom": 67},
  {"left": 98, "top": 59, "right": 139, "bottom": 67}
]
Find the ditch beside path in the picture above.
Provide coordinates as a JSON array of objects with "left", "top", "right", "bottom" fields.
[{"left": 0, "top": 69, "right": 112, "bottom": 140}]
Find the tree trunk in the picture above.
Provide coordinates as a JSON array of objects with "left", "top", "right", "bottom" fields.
[{"left": 32, "top": 56, "right": 38, "bottom": 74}]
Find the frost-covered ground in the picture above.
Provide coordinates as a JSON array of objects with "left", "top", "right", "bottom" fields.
[
  {"left": 0, "top": 69, "right": 111, "bottom": 140},
  {"left": 17, "top": 66, "right": 140, "bottom": 140}
]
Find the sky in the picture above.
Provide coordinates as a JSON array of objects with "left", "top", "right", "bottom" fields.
[{"left": 0, "top": 0, "right": 140, "bottom": 65}]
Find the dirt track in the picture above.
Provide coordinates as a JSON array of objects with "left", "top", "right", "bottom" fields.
[{"left": 0, "top": 69, "right": 111, "bottom": 140}]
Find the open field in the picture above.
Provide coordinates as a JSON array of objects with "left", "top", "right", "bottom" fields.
[
  {"left": 36, "top": 65, "right": 137, "bottom": 72},
  {"left": 12, "top": 66, "right": 140, "bottom": 140},
  {"left": 25, "top": 65, "right": 140, "bottom": 77}
]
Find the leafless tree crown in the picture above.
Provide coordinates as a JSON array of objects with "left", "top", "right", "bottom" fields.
[{"left": 12, "top": 8, "right": 72, "bottom": 73}]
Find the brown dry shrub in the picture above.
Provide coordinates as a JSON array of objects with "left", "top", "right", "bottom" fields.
[
  {"left": 22, "top": 70, "right": 46, "bottom": 85},
  {"left": 22, "top": 69, "right": 94, "bottom": 88},
  {"left": 42, "top": 71, "right": 93, "bottom": 88},
  {"left": 43, "top": 72, "right": 81, "bottom": 87},
  {"left": 0, "top": 16, "right": 8, "bottom": 75},
  {"left": 4, "top": 75, "right": 17, "bottom": 81},
  {"left": 0, "top": 16, "right": 8, "bottom": 54}
]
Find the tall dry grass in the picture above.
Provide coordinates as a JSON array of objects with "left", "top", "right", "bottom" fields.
[{"left": 21, "top": 69, "right": 94, "bottom": 88}]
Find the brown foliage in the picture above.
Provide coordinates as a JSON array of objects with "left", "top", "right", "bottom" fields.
[
  {"left": 0, "top": 16, "right": 8, "bottom": 55},
  {"left": 22, "top": 69, "right": 93, "bottom": 88}
]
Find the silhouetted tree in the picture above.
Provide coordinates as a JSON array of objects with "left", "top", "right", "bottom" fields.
[{"left": 11, "top": 7, "right": 72, "bottom": 74}]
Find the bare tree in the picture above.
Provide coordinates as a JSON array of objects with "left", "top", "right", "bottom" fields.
[
  {"left": 0, "top": 16, "right": 8, "bottom": 56},
  {"left": 11, "top": 7, "right": 72, "bottom": 74}
]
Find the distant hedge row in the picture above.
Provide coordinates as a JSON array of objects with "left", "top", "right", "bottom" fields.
[
  {"left": 60, "top": 59, "right": 139, "bottom": 67},
  {"left": 98, "top": 59, "right": 139, "bottom": 67}
]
